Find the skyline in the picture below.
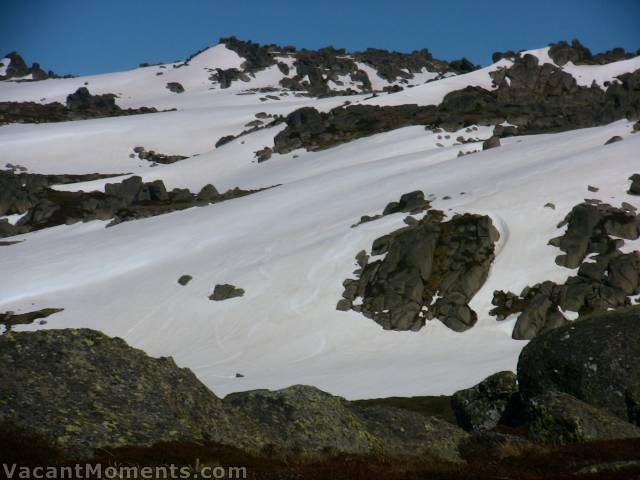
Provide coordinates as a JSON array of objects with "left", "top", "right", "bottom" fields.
[{"left": 1, "top": 0, "right": 639, "bottom": 76}]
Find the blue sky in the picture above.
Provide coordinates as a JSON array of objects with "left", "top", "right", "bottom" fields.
[{"left": 1, "top": 0, "right": 639, "bottom": 76}]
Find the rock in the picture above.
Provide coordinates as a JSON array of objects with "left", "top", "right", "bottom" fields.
[
  {"left": 209, "top": 284, "right": 245, "bottom": 301},
  {"left": 226, "top": 385, "right": 469, "bottom": 461},
  {"left": 215, "top": 135, "right": 235, "bottom": 148},
  {"left": 105, "top": 176, "right": 143, "bottom": 203},
  {"left": 628, "top": 174, "right": 640, "bottom": 195},
  {"left": 225, "top": 386, "right": 375, "bottom": 454},
  {"left": 517, "top": 306, "right": 640, "bottom": 424},
  {"left": 0, "top": 329, "right": 261, "bottom": 458},
  {"left": 382, "top": 190, "right": 430, "bottom": 215},
  {"left": 544, "top": 202, "right": 556, "bottom": 209},
  {"left": 166, "top": 82, "right": 185, "bottom": 93},
  {"left": 550, "top": 202, "right": 640, "bottom": 268},
  {"left": 255, "top": 146, "right": 273, "bottom": 162},
  {"left": 341, "top": 211, "right": 499, "bottom": 332},
  {"left": 587, "top": 185, "right": 599, "bottom": 192},
  {"left": 177, "top": 275, "right": 192, "bottom": 286},
  {"left": 604, "top": 135, "right": 623, "bottom": 145},
  {"left": 1, "top": 308, "right": 63, "bottom": 332},
  {"left": 634, "top": 120, "right": 640, "bottom": 132},
  {"left": 197, "top": 184, "right": 220, "bottom": 202},
  {"left": 482, "top": 135, "right": 501, "bottom": 150},
  {"left": 526, "top": 391, "right": 640, "bottom": 443},
  {"left": 451, "top": 371, "right": 519, "bottom": 431},
  {"left": 512, "top": 291, "right": 568, "bottom": 340}
]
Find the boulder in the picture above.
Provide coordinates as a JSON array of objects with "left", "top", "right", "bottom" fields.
[
  {"left": 517, "top": 306, "right": 640, "bottom": 424},
  {"left": 209, "top": 283, "right": 245, "bottom": 301},
  {"left": 526, "top": 391, "right": 640, "bottom": 444},
  {"left": 451, "top": 371, "right": 518, "bottom": 431},
  {"left": 0, "top": 329, "right": 261, "bottom": 458},
  {"left": 482, "top": 135, "right": 501, "bottom": 150},
  {"left": 177, "top": 275, "right": 192, "bottom": 286},
  {"left": 226, "top": 385, "right": 469, "bottom": 461},
  {"left": 604, "top": 135, "right": 623, "bottom": 145},
  {"left": 166, "top": 82, "right": 185, "bottom": 93},
  {"left": 628, "top": 174, "right": 640, "bottom": 195}
]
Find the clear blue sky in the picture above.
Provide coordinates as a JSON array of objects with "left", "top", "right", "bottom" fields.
[{"left": 1, "top": 0, "right": 639, "bottom": 76}]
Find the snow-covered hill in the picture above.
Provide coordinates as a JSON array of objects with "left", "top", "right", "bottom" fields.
[{"left": 1, "top": 39, "right": 639, "bottom": 399}]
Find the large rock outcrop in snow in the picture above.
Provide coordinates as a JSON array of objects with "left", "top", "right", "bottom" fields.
[
  {"left": 491, "top": 200, "right": 640, "bottom": 339},
  {"left": 339, "top": 202, "right": 499, "bottom": 333}
]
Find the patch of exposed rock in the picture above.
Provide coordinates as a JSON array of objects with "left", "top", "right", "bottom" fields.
[
  {"left": 339, "top": 205, "right": 499, "bottom": 333},
  {"left": 209, "top": 284, "right": 245, "bottom": 301},
  {"left": 131, "top": 146, "right": 188, "bottom": 164},
  {"left": 0, "top": 87, "right": 158, "bottom": 125},
  {"left": 0, "top": 171, "right": 273, "bottom": 237},
  {"left": 491, "top": 200, "right": 640, "bottom": 339},
  {"left": 352, "top": 190, "right": 431, "bottom": 226}
]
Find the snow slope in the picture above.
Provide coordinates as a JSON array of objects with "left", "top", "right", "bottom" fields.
[{"left": 1, "top": 43, "right": 640, "bottom": 399}]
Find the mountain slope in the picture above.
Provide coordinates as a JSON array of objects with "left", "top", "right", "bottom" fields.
[{"left": 1, "top": 38, "right": 639, "bottom": 399}]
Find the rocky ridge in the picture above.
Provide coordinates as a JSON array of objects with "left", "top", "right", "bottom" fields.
[
  {"left": 0, "top": 170, "right": 273, "bottom": 237},
  {"left": 0, "top": 87, "right": 159, "bottom": 124}
]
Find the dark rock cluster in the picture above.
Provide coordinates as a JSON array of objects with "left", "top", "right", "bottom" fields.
[
  {"left": 216, "top": 37, "right": 473, "bottom": 96},
  {"left": 352, "top": 190, "right": 431, "bottom": 226},
  {"left": 0, "top": 51, "right": 67, "bottom": 81},
  {"left": 165, "top": 82, "right": 185, "bottom": 93},
  {"left": 451, "top": 306, "right": 640, "bottom": 444},
  {"left": 0, "top": 170, "right": 271, "bottom": 237},
  {"left": 273, "top": 55, "right": 640, "bottom": 153},
  {"left": 490, "top": 200, "right": 640, "bottom": 339},
  {"left": 339, "top": 202, "right": 499, "bottom": 333},
  {"left": 0, "top": 87, "right": 158, "bottom": 125},
  {"left": 548, "top": 39, "right": 639, "bottom": 66},
  {"left": 131, "top": 146, "right": 188, "bottom": 164}
]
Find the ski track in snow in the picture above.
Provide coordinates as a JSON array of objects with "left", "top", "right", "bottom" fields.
[{"left": 1, "top": 44, "right": 640, "bottom": 399}]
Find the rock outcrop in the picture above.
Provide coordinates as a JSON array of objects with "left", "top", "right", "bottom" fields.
[
  {"left": 0, "top": 329, "right": 262, "bottom": 458},
  {"left": 526, "top": 391, "right": 640, "bottom": 444},
  {"left": 339, "top": 205, "right": 499, "bottom": 332},
  {"left": 1, "top": 329, "right": 470, "bottom": 462},
  {"left": 491, "top": 200, "right": 640, "bottom": 339},
  {"left": 0, "top": 171, "right": 271, "bottom": 238},
  {"left": 517, "top": 306, "right": 640, "bottom": 425},
  {"left": 451, "top": 371, "right": 519, "bottom": 431},
  {"left": 0, "top": 87, "right": 158, "bottom": 125}
]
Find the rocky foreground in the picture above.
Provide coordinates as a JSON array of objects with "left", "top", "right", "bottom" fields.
[{"left": 3, "top": 306, "right": 640, "bottom": 478}]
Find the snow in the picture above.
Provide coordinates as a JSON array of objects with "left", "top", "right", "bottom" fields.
[
  {"left": 1, "top": 42, "right": 640, "bottom": 400},
  {"left": 0, "top": 57, "right": 10, "bottom": 77}
]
